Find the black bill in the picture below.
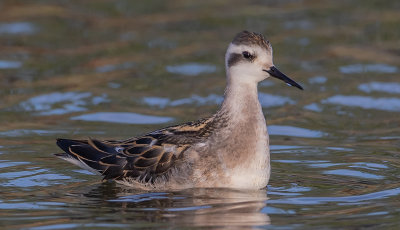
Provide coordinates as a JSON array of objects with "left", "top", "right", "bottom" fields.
[{"left": 264, "top": 66, "right": 303, "bottom": 90}]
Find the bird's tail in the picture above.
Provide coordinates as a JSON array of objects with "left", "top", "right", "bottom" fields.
[{"left": 55, "top": 138, "right": 105, "bottom": 176}]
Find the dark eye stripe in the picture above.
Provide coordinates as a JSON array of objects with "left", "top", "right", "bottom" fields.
[{"left": 227, "top": 53, "right": 243, "bottom": 67}]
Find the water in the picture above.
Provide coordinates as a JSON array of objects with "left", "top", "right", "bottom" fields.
[
  {"left": 166, "top": 63, "right": 217, "bottom": 76},
  {"left": 18, "top": 92, "right": 109, "bottom": 116},
  {"left": 1, "top": 0, "right": 399, "bottom": 229},
  {"left": 0, "top": 60, "right": 23, "bottom": 69},
  {"left": 71, "top": 112, "right": 174, "bottom": 124},
  {"left": 339, "top": 64, "right": 398, "bottom": 74},
  {"left": 0, "top": 22, "right": 37, "bottom": 35}
]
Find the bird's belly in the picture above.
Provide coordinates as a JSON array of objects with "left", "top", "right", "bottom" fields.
[
  {"left": 227, "top": 161, "right": 270, "bottom": 189},
  {"left": 205, "top": 145, "right": 270, "bottom": 189},
  {"left": 225, "top": 135, "right": 270, "bottom": 189}
]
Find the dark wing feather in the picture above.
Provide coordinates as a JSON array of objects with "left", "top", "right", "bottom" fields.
[{"left": 55, "top": 116, "right": 222, "bottom": 183}]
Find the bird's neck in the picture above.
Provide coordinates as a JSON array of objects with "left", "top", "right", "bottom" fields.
[
  {"left": 219, "top": 79, "right": 261, "bottom": 120},
  {"left": 211, "top": 75, "right": 269, "bottom": 179}
]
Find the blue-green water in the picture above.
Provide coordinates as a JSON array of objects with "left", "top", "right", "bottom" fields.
[{"left": 1, "top": 0, "right": 399, "bottom": 229}]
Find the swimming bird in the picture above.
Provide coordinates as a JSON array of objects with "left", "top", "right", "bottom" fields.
[{"left": 55, "top": 31, "right": 303, "bottom": 190}]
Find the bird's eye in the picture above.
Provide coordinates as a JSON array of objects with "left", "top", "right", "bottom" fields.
[{"left": 242, "top": 51, "right": 253, "bottom": 59}]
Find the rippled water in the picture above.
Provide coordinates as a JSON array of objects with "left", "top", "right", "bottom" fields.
[{"left": 1, "top": 0, "right": 400, "bottom": 229}]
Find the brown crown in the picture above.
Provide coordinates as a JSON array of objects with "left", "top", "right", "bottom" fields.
[{"left": 232, "top": 31, "right": 271, "bottom": 50}]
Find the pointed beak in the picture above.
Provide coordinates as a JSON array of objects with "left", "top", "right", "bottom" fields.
[{"left": 263, "top": 66, "right": 303, "bottom": 90}]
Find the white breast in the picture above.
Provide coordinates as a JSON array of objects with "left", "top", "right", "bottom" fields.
[{"left": 228, "top": 125, "right": 270, "bottom": 189}]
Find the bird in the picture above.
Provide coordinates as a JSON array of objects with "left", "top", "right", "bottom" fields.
[{"left": 55, "top": 31, "right": 303, "bottom": 190}]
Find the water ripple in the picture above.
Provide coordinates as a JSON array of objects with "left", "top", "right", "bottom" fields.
[
  {"left": 0, "top": 129, "right": 67, "bottom": 137},
  {"left": 340, "top": 64, "right": 398, "bottom": 74},
  {"left": 268, "top": 183, "right": 311, "bottom": 196},
  {"left": 0, "top": 60, "right": 22, "bottom": 69},
  {"left": 0, "top": 169, "right": 72, "bottom": 187},
  {"left": 108, "top": 192, "right": 170, "bottom": 203},
  {"left": 308, "top": 76, "right": 327, "bottom": 84},
  {"left": 19, "top": 92, "right": 110, "bottom": 116},
  {"left": 142, "top": 94, "right": 223, "bottom": 108},
  {"left": 322, "top": 95, "right": 400, "bottom": 112},
  {"left": 142, "top": 92, "right": 294, "bottom": 108},
  {"left": 268, "top": 125, "right": 325, "bottom": 138},
  {"left": 71, "top": 112, "right": 174, "bottom": 124},
  {"left": 0, "top": 202, "right": 55, "bottom": 210},
  {"left": 95, "top": 62, "right": 135, "bottom": 73},
  {"left": 268, "top": 187, "right": 400, "bottom": 205},
  {"left": 0, "top": 161, "right": 29, "bottom": 169},
  {"left": 0, "top": 22, "right": 37, "bottom": 35},
  {"left": 166, "top": 63, "right": 217, "bottom": 76},
  {"left": 304, "top": 103, "right": 323, "bottom": 112},
  {"left": 323, "top": 169, "right": 384, "bottom": 179},
  {"left": 359, "top": 81, "right": 400, "bottom": 94},
  {"left": 258, "top": 93, "right": 295, "bottom": 108}
]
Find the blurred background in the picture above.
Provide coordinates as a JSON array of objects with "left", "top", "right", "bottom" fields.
[{"left": 0, "top": 0, "right": 399, "bottom": 229}]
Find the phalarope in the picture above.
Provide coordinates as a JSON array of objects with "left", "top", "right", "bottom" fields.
[{"left": 56, "top": 31, "right": 303, "bottom": 190}]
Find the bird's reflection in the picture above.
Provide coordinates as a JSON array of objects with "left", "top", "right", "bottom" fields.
[{"left": 80, "top": 182, "right": 270, "bottom": 228}]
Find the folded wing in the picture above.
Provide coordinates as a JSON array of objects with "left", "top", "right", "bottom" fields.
[{"left": 55, "top": 117, "right": 218, "bottom": 183}]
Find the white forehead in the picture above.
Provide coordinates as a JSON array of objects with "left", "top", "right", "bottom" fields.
[
  {"left": 227, "top": 42, "right": 270, "bottom": 53},
  {"left": 225, "top": 43, "right": 273, "bottom": 67}
]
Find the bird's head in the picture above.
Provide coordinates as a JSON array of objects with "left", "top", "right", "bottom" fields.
[{"left": 225, "top": 31, "right": 303, "bottom": 90}]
